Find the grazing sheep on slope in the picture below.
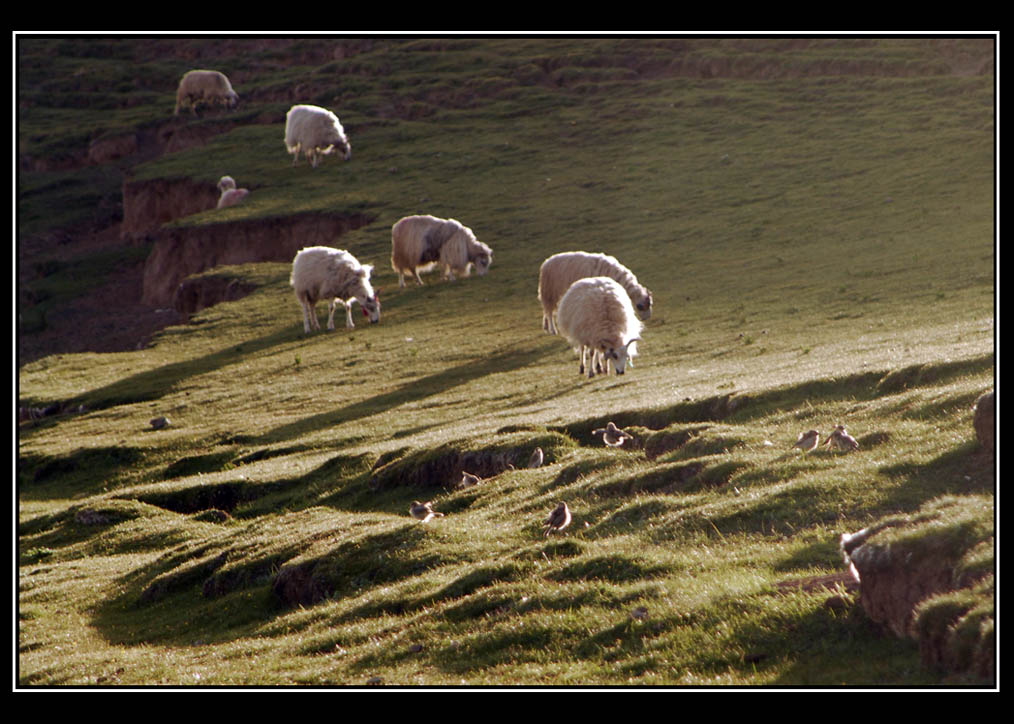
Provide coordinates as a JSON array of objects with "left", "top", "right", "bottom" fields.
[
  {"left": 290, "top": 246, "right": 380, "bottom": 333},
  {"left": 556, "top": 276, "right": 642, "bottom": 378},
  {"left": 284, "top": 104, "right": 351, "bottom": 168},
  {"left": 174, "top": 70, "right": 239, "bottom": 115},
  {"left": 216, "top": 176, "right": 250, "bottom": 209},
  {"left": 391, "top": 214, "right": 493, "bottom": 289},
  {"left": 538, "top": 251, "right": 653, "bottom": 335}
]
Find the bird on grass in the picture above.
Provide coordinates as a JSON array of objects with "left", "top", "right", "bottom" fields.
[
  {"left": 825, "top": 424, "right": 859, "bottom": 452},
  {"left": 792, "top": 429, "right": 820, "bottom": 453},
  {"left": 528, "top": 447, "right": 544, "bottom": 468},
  {"left": 409, "top": 501, "right": 444, "bottom": 523},
  {"left": 592, "top": 422, "right": 634, "bottom": 447},
  {"left": 460, "top": 471, "right": 482, "bottom": 487},
  {"left": 543, "top": 501, "right": 572, "bottom": 537}
]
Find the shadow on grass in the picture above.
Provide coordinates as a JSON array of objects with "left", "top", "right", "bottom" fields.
[
  {"left": 255, "top": 343, "right": 552, "bottom": 444},
  {"left": 729, "top": 595, "right": 939, "bottom": 686},
  {"left": 700, "top": 439, "right": 993, "bottom": 547},
  {"left": 66, "top": 326, "right": 301, "bottom": 411},
  {"left": 557, "top": 352, "right": 995, "bottom": 439},
  {"left": 876, "top": 440, "right": 995, "bottom": 510}
]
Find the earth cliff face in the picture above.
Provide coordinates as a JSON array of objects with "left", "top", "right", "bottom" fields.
[
  {"left": 140, "top": 211, "right": 374, "bottom": 307},
  {"left": 121, "top": 177, "right": 221, "bottom": 242},
  {"left": 18, "top": 104, "right": 374, "bottom": 365},
  {"left": 18, "top": 170, "right": 374, "bottom": 364}
]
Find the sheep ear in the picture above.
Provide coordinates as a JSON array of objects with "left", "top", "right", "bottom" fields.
[{"left": 361, "top": 264, "right": 374, "bottom": 277}]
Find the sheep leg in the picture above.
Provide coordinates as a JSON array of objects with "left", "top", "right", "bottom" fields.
[
  {"left": 326, "top": 299, "right": 338, "bottom": 330},
  {"left": 344, "top": 301, "right": 356, "bottom": 329},
  {"left": 413, "top": 269, "right": 425, "bottom": 285},
  {"left": 301, "top": 299, "right": 318, "bottom": 333}
]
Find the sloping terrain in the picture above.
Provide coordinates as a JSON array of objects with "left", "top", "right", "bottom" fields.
[{"left": 17, "top": 36, "right": 995, "bottom": 687}]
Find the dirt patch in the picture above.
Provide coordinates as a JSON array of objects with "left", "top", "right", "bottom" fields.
[
  {"left": 272, "top": 560, "right": 330, "bottom": 608},
  {"left": 172, "top": 273, "right": 258, "bottom": 319}
]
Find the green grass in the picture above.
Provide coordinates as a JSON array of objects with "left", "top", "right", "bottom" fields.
[{"left": 17, "top": 36, "right": 995, "bottom": 688}]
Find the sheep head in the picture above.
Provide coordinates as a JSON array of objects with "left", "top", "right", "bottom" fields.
[
  {"left": 634, "top": 291, "right": 653, "bottom": 321},
  {"left": 361, "top": 289, "right": 381, "bottom": 322},
  {"left": 358, "top": 267, "right": 381, "bottom": 324},
  {"left": 601, "top": 337, "right": 640, "bottom": 375},
  {"left": 473, "top": 250, "right": 492, "bottom": 276},
  {"left": 322, "top": 130, "right": 351, "bottom": 162}
]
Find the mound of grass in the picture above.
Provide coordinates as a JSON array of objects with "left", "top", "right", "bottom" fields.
[
  {"left": 369, "top": 431, "right": 577, "bottom": 492},
  {"left": 843, "top": 495, "right": 994, "bottom": 681}
]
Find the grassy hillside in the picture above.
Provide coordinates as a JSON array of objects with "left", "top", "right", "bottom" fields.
[{"left": 17, "top": 36, "right": 995, "bottom": 687}]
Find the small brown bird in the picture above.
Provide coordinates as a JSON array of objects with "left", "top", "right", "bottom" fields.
[
  {"left": 543, "top": 501, "right": 572, "bottom": 537},
  {"left": 409, "top": 501, "right": 444, "bottom": 523},
  {"left": 630, "top": 606, "right": 649, "bottom": 622},
  {"left": 825, "top": 424, "right": 859, "bottom": 452},
  {"left": 792, "top": 429, "right": 820, "bottom": 453},
  {"left": 528, "top": 447, "right": 544, "bottom": 468},
  {"left": 460, "top": 471, "right": 482, "bottom": 487},
  {"left": 592, "top": 422, "right": 633, "bottom": 447}
]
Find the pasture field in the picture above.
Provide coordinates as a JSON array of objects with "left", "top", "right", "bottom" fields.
[{"left": 17, "top": 36, "right": 995, "bottom": 688}]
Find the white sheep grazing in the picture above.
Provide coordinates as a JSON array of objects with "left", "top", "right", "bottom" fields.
[
  {"left": 390, "top": 214, "right": 493, "bottom": 289},
  {"left": 290, "top": 246, "right": 380, "bottom": 333},
  {"left": 556, "top": 276, "right": 642, "bottom": 378},
  {"left": 174, "top": 70, "right": 239, "bottom": 115},
  {"left": 538, "top": 251, "right": 653, "bottom": 335},
  {"left": 284, "top": 104, "right": 351, "bottom": 168},
  {"left": 216, "top": 176, "right": 250, "bottom": 209}
]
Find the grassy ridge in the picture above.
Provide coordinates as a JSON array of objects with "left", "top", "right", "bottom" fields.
[{"left": 17, "top": 36, "right": 995, "bottom": 687}]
